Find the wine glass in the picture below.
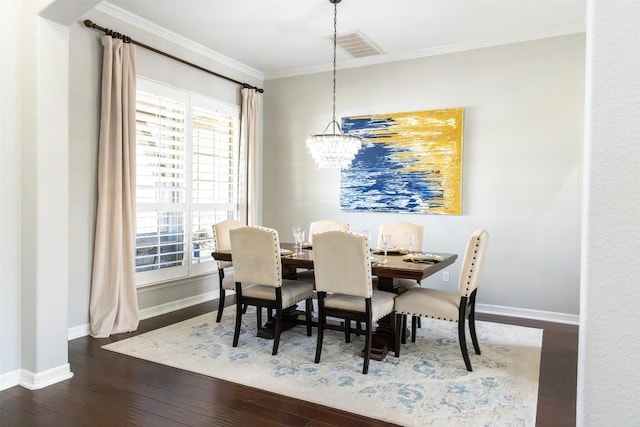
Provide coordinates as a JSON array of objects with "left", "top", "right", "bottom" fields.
[
  {"left": 381, "top": 234, "right": 391, "bottom": 263},
  {"left": 292, "top": 226, "right": 302, "bottom": 254},
  {"left": 406, "top": 232, "right": 415, "bottom": 254},
  {"left": 295, "top": 230, "right": 306, "bottom": 255}
]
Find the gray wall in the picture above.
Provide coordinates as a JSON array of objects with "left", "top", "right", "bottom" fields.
[{"left": 263, "top": 34, "right": 585, "bottom": 318}]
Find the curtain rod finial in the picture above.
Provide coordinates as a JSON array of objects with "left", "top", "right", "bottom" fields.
[{"left": 83, "top": 19, "right": 94, "bottom": 28}]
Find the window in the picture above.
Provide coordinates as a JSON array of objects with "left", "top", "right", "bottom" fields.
[{"left": 135, "top": 78, "right": 242, "bottom": 285}]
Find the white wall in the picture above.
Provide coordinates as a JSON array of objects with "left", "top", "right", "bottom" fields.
[
  {"left": 263, "top": 34, "right": 585, "bottom": 318},
  {"left": 578, "top": 1, "right": 640, "bottom": 424},
  {"left": 0, "top": 0, "right": 23, "bottom": 383},
  {"left": 0, "top": 0, "right": 90, "bottom": 390}
]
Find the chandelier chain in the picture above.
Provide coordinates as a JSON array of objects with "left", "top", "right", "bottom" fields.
[{"left": 332, "top": 1, "right": 338, "bottom": 134}]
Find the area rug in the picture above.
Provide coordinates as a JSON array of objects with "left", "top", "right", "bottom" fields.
[{"left": 103, "top": 306, "right": 542, "bottom": 426}]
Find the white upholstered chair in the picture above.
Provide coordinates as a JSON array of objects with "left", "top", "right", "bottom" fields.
[
  {"left": 229, "top": 226, "right": 314, "bottom": 355},
  {"left": 313, "top": 230, "right": 397, "bottom": 374},
  {"left": 376, "top": 221, "right": 425, "bottom": 291},
  {"left": 394, "top": 229, "right": 489, "bottom": 371},
  {"left": 308, "top": 219, "right": 349, "bottom": 244},
  {"left": 376, "top": 221, "right": 426, "bottom": 338},
  {"left": 376, "top": 221, "right": 424, "bottom": 252},
  {"left": 294, "top": 219, "right": 350, "bottom": 283},
  {"left": 212, "top": 219, "right": 244, "bottom": 322}
]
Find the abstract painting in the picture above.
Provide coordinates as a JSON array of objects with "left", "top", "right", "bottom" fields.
[{"left": 340, "top": 108, "right": 463, "bottom": 214}]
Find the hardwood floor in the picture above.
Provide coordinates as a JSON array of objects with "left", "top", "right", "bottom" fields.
[{"left": 1, "top": 301, "right": 577, "bottom": 426}]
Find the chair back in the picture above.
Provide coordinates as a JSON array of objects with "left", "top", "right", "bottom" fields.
[
  {"left": 313, "top": 230, "right": 372, "bottom": 298},
  {"left": 457, "top": 229, "right": 490, "bottom": 297},
  {"left": 213, "top": 219, "right": 244, "bottom": 269},
  {"left": 377, "top": 221, "right": 424, "bottom": 250},
  {"left": 309, "top": 219, "right": 349, "bottom": 244},
  {"left": 230, "top": 226, "right": 282, "bottom": 287}
]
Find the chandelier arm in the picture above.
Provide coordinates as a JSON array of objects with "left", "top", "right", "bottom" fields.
[{"left": 317, "top": 119, "right": 346, "bottom": 135}]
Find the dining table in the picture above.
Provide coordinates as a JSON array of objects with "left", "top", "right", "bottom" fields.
[{"left": 211, "top": 244, "right": 457, "bottom": 360}]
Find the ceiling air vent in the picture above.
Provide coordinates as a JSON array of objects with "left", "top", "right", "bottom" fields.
[{"left": 326, "top": 31, "right": 383, "bottom": 58}]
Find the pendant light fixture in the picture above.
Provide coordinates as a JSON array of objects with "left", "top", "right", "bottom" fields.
[{"left": 306, "top": 0, "right": 362, "bottom": 169}]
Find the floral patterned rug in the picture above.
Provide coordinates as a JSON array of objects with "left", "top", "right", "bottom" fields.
[{"left": 103, "top": 306, "right": 542, "bottom": 426}]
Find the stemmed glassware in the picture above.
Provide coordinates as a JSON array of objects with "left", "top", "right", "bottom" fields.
[
  {"left": 406, "top": 232, "right": 415, "bottom": 254},
  {"left": 381, "top": 234, "right": 391, "bottom": 264},
  {"left": 292, "top": 226, "right": 305, "bottom": 256}
]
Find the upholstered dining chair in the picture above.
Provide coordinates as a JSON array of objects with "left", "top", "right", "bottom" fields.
[
  {"left": 376, "top": 221, "right": 424, "bottom": 252},
  {"left": 376, "top": 221, "right": 426, "bottom": 339},
  {"left": 308, "top": 219, "right": 349, "bottom": 244},
  {"left": 212, "top": 219, "right": 244, "bottom": 323},
  {"left": 393, "top": 229, "right": 489, "bottom": 371},
  {"left": 313, "top": 230, "right": 397, "bottom": 374},
  {"left": 229, "top": 226, "right": 314, "bottom": 355},
  {"left": 375, "top": 221, "right": 424, "bottom": 290},
  {"left": 295, "top": 219, "right": 350, "bottom": 283}
]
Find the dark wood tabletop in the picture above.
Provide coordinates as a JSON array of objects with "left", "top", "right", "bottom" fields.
[{"left": 212, "top": 243, "right": 457, "bottom": 292}]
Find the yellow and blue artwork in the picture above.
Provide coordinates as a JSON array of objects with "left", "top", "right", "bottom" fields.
[{"left": 340, "top": 108, "right": 463, "bottom": 215}]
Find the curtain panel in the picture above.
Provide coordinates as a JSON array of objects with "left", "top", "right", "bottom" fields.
[
  {"left": 89, "top": 36, "right": 139, "bottom": 338},
  {"left": 240, "top": 88, "right": 262, "bottom": 226}
]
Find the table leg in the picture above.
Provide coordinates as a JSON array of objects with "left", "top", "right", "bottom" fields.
[
  {"left": 256, "top": 306, "right": 302, "bottom": 339},
  {"left": 367, "top": 277, "right": 404, "bottom": 360}
]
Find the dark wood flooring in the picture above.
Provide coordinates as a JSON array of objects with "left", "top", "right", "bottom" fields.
[{"left": 1, "top": 301, "right": 577, "bottom": 426}]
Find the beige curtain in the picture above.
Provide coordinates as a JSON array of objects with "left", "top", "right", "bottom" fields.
[
  {"left": 240, "top": 87, "right": 262, "bottom": 226},
  {"left": 89, "top": 36, "right": 139, "bottom": 338}
]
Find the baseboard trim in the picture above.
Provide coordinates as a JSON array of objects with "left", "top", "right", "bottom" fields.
[
  {"left": 17, "top": 364, "right": 73, "bottom": 390},
  {"left": 476, "top": 303, "right": 579, "bottom": 325},
  {"left": 68, "top": 290, "right": 220, "bottom": 340},
  {"left": 0, "top": 369, "right": 21, "bottom": 391},
  {"left": 68, "top": 323, "right": 90, "bottom": 340},
  {"left": 138, "top": 290, "right": 219, "bottom": 321}
]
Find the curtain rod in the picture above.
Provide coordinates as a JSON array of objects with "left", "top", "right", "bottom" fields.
[{"left": 83, "top": 19, "right": 264, "bottom": 93}]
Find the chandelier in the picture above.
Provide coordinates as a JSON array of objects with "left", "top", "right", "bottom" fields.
[{"left": 306, "top": 0, "right": 362, "bottom": 169}]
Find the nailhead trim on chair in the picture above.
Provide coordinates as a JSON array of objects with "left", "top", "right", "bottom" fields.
[
  {"left": 463, "top": 230, "right": 486, "bottom": 297},
  {"left": 251, "top": 225, "right": 283, "bottom": 286},
  {"left": 395, "top": 311, "right": 457, "bottom": 323}
]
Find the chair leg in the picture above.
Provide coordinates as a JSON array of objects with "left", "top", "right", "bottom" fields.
[
  {"left": 401, "top": 315, "right": 407, "bottom": 344},
  {"left": 363, "top": 317, "right": 372, "bottom": 375},
  {"left": 411, "top": 315, "right": 417, "bottom": 343},
  {"left": 362, "top": 299, "right": 373, "bottom": 374},
  {"left": 469, "top": 299, "right": 481, "bottom": 355},
  {"left": 356, "top": 321, "right": 362, "bottom": 336},
  {"left": 232, "top": 294, "right": 242, "bottom": 347},
  {"left": 216, "top": 288, "right": 225, "bottom": 323},
  {"left": 305, "top": 298, "right": 313, "bottom": 337},
  {"left": 314, "top": 294, "right": 326, "bottom": 363},
  {"left": 390, "top": 312, "right": 397, "bottom": 358},
  {"left": 458, "top": 318, "right": 472, "bottom": 371},
  {"left": 344, "top": 319, "right": 351, "bottom": 343},
  {"left": 272, "top": 305, "right": 282, "bottom": 356},
  {"left": 242, "top": 304, "right": 248, "bottom": 314},
  {"left": 256, "top": 305, "right": 262, "bottom": 330},
  {"left": 395, "top": 314, "right": 402, "bottom": 357}
]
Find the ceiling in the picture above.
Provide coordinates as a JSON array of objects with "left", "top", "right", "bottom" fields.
[{"left": 104, "top": 0, "right": 586, "bottom": 79}]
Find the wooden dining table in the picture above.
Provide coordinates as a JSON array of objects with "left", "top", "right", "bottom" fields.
[{"left": 211, "top": 244, "right": 457, "bottom": 360}]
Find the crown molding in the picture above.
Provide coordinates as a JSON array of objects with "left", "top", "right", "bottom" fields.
[
  {"left": 96, "top": 1, "right": 264, "bottom": 82},
  {"left": 265, "top": 23, "right": 586, "bottom": 80}
]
